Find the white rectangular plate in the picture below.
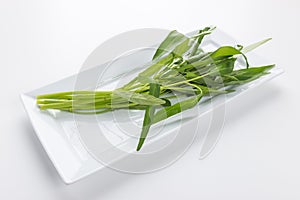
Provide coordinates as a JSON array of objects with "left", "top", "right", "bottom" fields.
[{"left": 21, "top": 29, "right": 283, "bottom": 184}]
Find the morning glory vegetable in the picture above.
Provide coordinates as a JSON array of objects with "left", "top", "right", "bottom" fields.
[{"left": 36, "top": 27, "right": 274, "bottom": 151}]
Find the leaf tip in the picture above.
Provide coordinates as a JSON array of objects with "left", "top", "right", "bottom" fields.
[{"left": 136, "top": 138, "right": 145, "bottom": 151}]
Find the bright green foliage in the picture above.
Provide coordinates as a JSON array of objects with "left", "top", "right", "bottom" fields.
[{"left": 36, "top": 27, "right": 274, "bottom": 151}]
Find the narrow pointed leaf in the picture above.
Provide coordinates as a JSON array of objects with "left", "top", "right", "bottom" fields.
[
  {"left": 172, "top": 38, "right": 190, "bottom": 57},
  {"left": 153, "top": 94, "right": 202, "bottom": 124},
  {"left": 113, "top": 89, "right": 165, "bottom": 105},
  {"left": 224, "top": 64, "right": 275, "bottom": 85},
  {"left": 211, "top": 46, "right": 249, "bottom": 68},
  {"left": 139, "top": 53, "right": 174, "bottom": 77},
  {"left": 211, "top": 46, "right": 242, "bottom": 58},
  {"left": 153, "top": 30, "right": 188, "bottom": 60},
  {"left": 242, "top": 38, "right": 272, "bottom": 54},
  {"left": 137, "top": 83, "right": 161, "bottom": 151},
  {"left": 190, "top": 26, "right": 215, "bottom": 56}
]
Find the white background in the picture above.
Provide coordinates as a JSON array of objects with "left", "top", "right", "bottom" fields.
[{"left": 1, "top": 0, "right": 299, "bottom": 199}]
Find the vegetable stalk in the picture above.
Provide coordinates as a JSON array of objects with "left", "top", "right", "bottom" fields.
[{"left": 36, "top": 27, "right": 274, "bottom": 151}]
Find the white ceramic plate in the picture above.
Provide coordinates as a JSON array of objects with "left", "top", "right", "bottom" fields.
[{"left": 21, "top": 29, "right": 283, "bottom": 184}]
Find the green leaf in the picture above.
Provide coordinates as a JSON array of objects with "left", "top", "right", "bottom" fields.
[
  {"left": 211, "top": 46, "right": 242, "bottom": 58},
  {"left": 242, "top": 38, "right": 272, "bottom": 54},
  {"left": 224, "top": 64, "right": 275, "bottom": 85},
  {"left": 172, "top": 38, "right": 190, "bottom": 57},
  {"left": 152, "top": 94, "right": 202, "bottom": 124},
  {"left": 152, "top": 84, "right": 204, "bottom": 123},
  {"left": 153, "top": 30, "right": 188, "bottom": 60},
  {"left": 139, "top": 53, "right": 174, "bottom": 77},
  {"left": 231, "top": 64, "right": 274, "bottom": 80},
  {"left": 216, "top": 57, "right": 237, "bottom": 75},
  {"left": 211, "top": 46, "right": 249, "bottom": 68},
  {"left": 137, "top": 83, "right": 161, "bottom": 151},
  {"left": 185, "top": 72, "right": 199, "bottom": 78},
  {"left": 137, "top": 75, "right": 156, "bottom": 84},
  {"left": 113, "top": 89, "right": 165, "bottom": 105},
  {"left": 190, "top": 26, "right": 215, "bottom": 56},
  {"left": 192, "top": 76, "right": 223, "bottom": 88},
  {"left": 122, "top": 53, "right": 174, "bottom": 90}
]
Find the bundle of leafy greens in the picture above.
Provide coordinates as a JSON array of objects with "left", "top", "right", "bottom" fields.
[{"left": 36, "top": 27, "right": 274, "bottom": 151}]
